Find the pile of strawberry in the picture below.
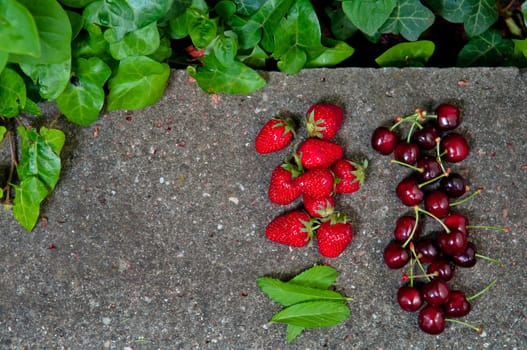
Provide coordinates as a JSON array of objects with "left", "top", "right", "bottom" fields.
[{"left": 255, "top": 103, "right": 367, "bottom": 258}]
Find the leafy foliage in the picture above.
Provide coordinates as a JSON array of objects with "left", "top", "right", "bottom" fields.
[{"left": 0, "top": 0, "right": 526, "bottom": 230}]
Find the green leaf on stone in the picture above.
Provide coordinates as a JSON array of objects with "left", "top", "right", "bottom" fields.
[
  {"left": 288, "top": 265, "right": 340, "bottom": 290},
  {"left": 375, "top": 40, "right": 435, "bottom": 67},
  {"left": 0, "top": 0, "right": 41, "bottom": 57},
  {"left": 107, "top": 56, "right": 170, "bottom": 111},
  {"left": 19, "top": 58, "right": 72, "bottom": 100},
  {"left": 109, "top": 21, "right": 160, "bottom": 60},
  {"left": 342, "top": 0, "right": 396, "bottom": 37},
  {"left": 306, "top": 38, "right": 355, "bottom": 68},
  {"left": 380, "top": 0, "right": 435, "bottom": 41},
  {"left": 83, "top": 0, "right": 135, "bottom": 42},
  {"left": 456, "top": 29, "right": 514, "bottom": 66},
  {"left": 13, "top": 176, "right": 50, "bottom": 231},
  {"left": 0, "top": 126, "right": 6, "bottom": 142},
  {"left": 39, "top": 127, "right": 66, "bottom": 155},
  {"left": 9, "top": 0, "right": 71, "bottom": 65},
  {"left": 286, "top": 324, "right": 304, "bottom": 343},
  {"left": 271, "top": 300, "right": 350, "bottom": 328},
  {"left": 0, "top": 67, "right": 26, "bottom": 118},
  {"left": 21, "top": 99, "right": 42, "bottom": 116}
]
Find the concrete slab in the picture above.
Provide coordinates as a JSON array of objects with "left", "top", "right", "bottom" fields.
[{"left": 0, "top": 68, "right": 526, "bottom": 349}]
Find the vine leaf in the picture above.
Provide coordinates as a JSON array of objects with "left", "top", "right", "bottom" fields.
[
  {"left": 0, "top": 126, "right": 6, "bottom": 142},
  {"left": 380, "top": 0, "right": 435, "bottom": 41},
  {"left": 288, "top": 265, "right": 340, "bottom": 289},
  {"left": 0, "top": 67, "right": 26, "bottom": 118},
  {"left": 342, "top": 0, "right": 396, "bottom": 37},
  {"left": 0, "top": 0, "right": 41, "bottom": 57},
  {"left": 19, "top": 59, "right": 72, "bottom": 100},
  {"left": 271, "top": 300, "right": 350, "bottom": 328},
  {"left": 108, "top": 21, "right": 161, "bottom": 60},
  {"left": 457, "top": 29, "right": 514, "bottom": 66},
  {"left": 375, "top": 40, "right": 435, "bottom": 67},
  {"left": 13, "top": 177, "right": 49, "bottom": 231}
]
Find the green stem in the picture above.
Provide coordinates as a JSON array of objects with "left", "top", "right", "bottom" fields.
[
  {"left": 409, "top": 243, "right": 430, "bottom": 281},
  {"left": 467, "top": 225, "right": 510, "bottom": 233},
  {"left": 450, "top": 188, "right": 483, "bottom": 207},
  {"left": 475, "top": 253, "right": 504, "bottom": 266},
  {"left": 416, "top": 206, "right": 451, "bottom": 233},
  {"left": 445, "top": 318, "right": 483, "bottom": 334},
  {"left": 402, "top": 206, "right": 420, "bottom": 248},
  {"left": 390, "top": 159, "right": 424, "bottom": 173},
  {"left": 467, "top": 280, "right": 497, "bottom": 301}
]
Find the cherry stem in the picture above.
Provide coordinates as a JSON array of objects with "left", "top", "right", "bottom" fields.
[
  {"left": 475, "top": 253, "right": 504, "bottom": 267},
  {"left": 390, "top": 159, "right": 424, "bottom": 173},
  {"left": 418, "top": 169, "right": 450, "bottom": 188},
  {"left": 408, "top": 242, "right": 430, "bottom": 281},
  {"left": 402, "top": 206, "right": 421, "bottom": 248},
  {"left": 467, "top": 279, "right": 497, "bottom": 301},
  {"left": 450, "top": 188, "right": 483, "bottom": 207},
  {"left": 415, "top": 206, "right": 451, "bottom": 233},
  {"left": 445, "top": 318, "right": 483, "bottom": 334}
]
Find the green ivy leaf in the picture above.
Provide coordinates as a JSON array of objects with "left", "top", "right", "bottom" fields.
[
  {"left": 208, "top": 31, "right": 238, "bottom": 65},
  {"left": 0, "top": 0, "right": 41, "bottom": 57},
  {"left": 0, "top": 126, "right": 6, "bottom": 142},
  {"left": 375, "top": 40, "right": 435, "bottom": 67},
  {"left": 189, "top": 15, "right": 218, "bottom": 49},
  {"left": 342, "top": 0, "right": 396, "bottom": 37},
  {"left": 288, "top": 265, "right": 340, "bottom": 290},
  {"left": 72, "top": 23, "right": 111, "bottom": 60},
  {"left": 456, "top": 29, "right": 514, "bottom": 66},
  {"left": 39, "top": 127, "right": 66, "bottom": 155},
  {"left": 21, "top": 99, "right": 42, "bottom": 116},
  {"left": 380, "top": 0, "right": 435, "bottom": 41},
  {"left": 13, "top": 176, "right": 49, "bottom": 231},
  {"left": 9, "top": 0, "right": 71, "bottom": 65},
  {"left": 109, "top": 21, "right": 160, "bottom": 60},
  {"left": 306, "top": 38, "right": 355, "bottom": 68},
  {"left": 325, "top": 5, "right": 358, "bottom": 41},
  {"left": 66, "top": 10, "right": 84, "bottom": 40},
  {"left": 148, "top": 35, "right": 173, "bottom": 62},
  {"left": 59, "top": 0, "right": 96, "bottom": 8},
  {"left": 234, "top": 0, "right": 267, "bottom": 17},
  {"left": 107, "top": 56, "right": 170, "bottom": 111},
  {"left": 0, "top": 52, "right": 7, "bottom": 72},
  {"left": 271, "top": 300, "right": 350, "bottom": 328},
  {"left": 19, "top": 58, "right": 72, "bottom": 100},
  {"left": 168, "top": 1, "right": 209, "bottom": 39},
  {"left": 57, "top": 57, "right": 111, "bottom": 125},
  {"left": 0, "top": 67, "right": 26, "bottom": 118},
  {"left": 186, "top": 52, "right": 265, "bottom": 94},
  {"left": 83, "top": 0, "right": 135, "bottom": 42},
  {"left": 237, "top": 44, "right": 268, "bottom": 67}
]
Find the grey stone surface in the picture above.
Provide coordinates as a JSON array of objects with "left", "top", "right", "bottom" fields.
[{"left": 0, "top": 68, "right": 526, "bottom": 349}]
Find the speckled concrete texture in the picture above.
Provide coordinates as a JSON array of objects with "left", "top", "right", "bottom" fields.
[{"left": 0, "top": 68, "right": 526, "bottom": 349}]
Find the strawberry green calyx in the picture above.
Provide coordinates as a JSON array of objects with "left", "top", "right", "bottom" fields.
[
  {"left": 305, "top": 110, "right": 326, "bottom": 138},
  {"left": 272, "top": 116, "right": 297, "bottom": 138},
  {"left": 300, "top": 216, "right": 321, "bottom": 247}
]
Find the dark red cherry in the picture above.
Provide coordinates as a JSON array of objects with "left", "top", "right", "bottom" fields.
[
  {"left": 372, "top": 127, "right": 398, "bottom": 155},
  {"left": 418, "top": 305, "right": 445, "bottom": 334},
  {"left": 396, "top": 177, "right": 424, "bottom": 206},
  {"left": 440, "top": 133, "right": 470, "bottom": 163},
  {"left": 412, "top": 125, "right": 439, "bottom": 150},
  {"left": 416, "top": 156, "right": 442, "bottom": 182},
  {"left": 451, "top": 241, "right": 477, "bottom": 267},
  {"left": 427, "top": 258, "right": 456, "bottom": 281},
  {"left": 444, "top": 290, "right": 471, "bottom": 318},
  {"left": 437, "top": 229, "right": 468, "bottom": 256},
  {"left": 422, "top": 279, "right": 451, "bottom": 306},
  {"left": 393, "top": 215, "right": 422, "bottom": 242},
  {"left": 383, "top": 241, "right": 410, "bottom": 269},
  {"left": 435, "top": 104, "right": 461, "bottom": 131},
  {"left": 439, "top": 173, "right": 467, "bottom": 198},
  {"left": 414, "top": 239, "right": 440, "bottom": 264},
  {"left": 424, "top": 191, "right": 450, "bottom": 219},
  {"left": 394, "top": 142, "right": 419, "bottom": 165},
  {"left": 443, "top": 213, "right": 469, "bottom": 235},
  {"left": 397, "top": 285, "right": 423, "bottom": 312}
]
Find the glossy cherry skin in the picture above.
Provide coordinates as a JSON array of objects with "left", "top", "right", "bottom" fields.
[
  {"left": 416, "top": 156, "right": 443, "bottom": 183},
  {"left": 394, "top": 142, "right": 419, "bottom": 165},
  {"left": 440, "top": 133, "right": 470, "bottom": 163},
  {"left": 424, "top": 191, "right": 450, "bottom": 219},
  {"left": 444, "top": 290, "right": 471, "bottom": 318},
  {"left": 396, "top": 177, "right": 424, "bottom": 206},
  {"left": 427, "top": 258, "right": 456, "bottom": 281},
  {"left": 397, "top": 285, "right": 423, "bottom": 312},
  {"left": 435, "top": 103, "right": 461, "bottom": 131},
  {"left": 443, "top": 213, "right": 469, "bottom": 235},
  {"left": 393, "top": 215, "right": 421, "bottom": 242},
  {"left": 418, "top": 305, "right": 446, "bottom": 334},
  {"left": 439, "top": 173, "right": 467, "bottom": 198},
  {"left": 451, "top": 241, "right": 477, "bottom": 267},
  {"left": 372, "top": 127, "right": 398, "bottom": 155},
  {"left": 437, "top": 229, "right": 468, "bottom": 256},
  {"left": 422, "top": 279, "right": 451, "bottom": 306},
  {"left": 383, "top": 241, "right": 410, "bottom": 269},
  {"left": 414, "top": 239, "right": 440, "bottom": 264},
  {"left": 412, "top": 125, "right": 439, "bottom": 150}
]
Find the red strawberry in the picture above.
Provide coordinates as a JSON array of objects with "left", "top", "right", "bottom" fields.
[
  {"left": 332, "top": 159, "right": 368, "bottom": 194},
  {"left": 303, "top": 194, "right": 336, "bottom": 218},
  {"left": 255, "top": 116, "right": 296, "bottom": 154},
  {"left": 268, "top": 160, "right": 303, "bottom": 205},
  {"left": 296, "top": 138, "right": 344, "bottom": 169},
  {"left": 265, "top": 210, "right": 315, "bottom": 247},
  {"left": 316, "top": 213, "right": 353, "bottom": 258},
  {"left": 305, "top": 103, "right": 344, "bottom": 140},
  {"left": 294, "top": 168, "right": 335, "bottom": 199}
]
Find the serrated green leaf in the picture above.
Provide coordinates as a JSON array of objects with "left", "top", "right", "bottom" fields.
[
  {"left": 286, "top": 324, "right": 304, "bottom": 343},
  {"left": 380, "top": 0, "right": 435, "bottom": 41},
  {"left": 375, "top": 40, "right": 435, "bottom": 67},
  {"left": 288, "top": 265, "right": 339, "bottom": 290},
  {"left": 0, "top": 0, "right": 40, "bottom": 57},
  {"left": 13, "top": 176, "right": 50, "bottom": 231},
  {"left": 0, "top": 67, "right": 26, "bottom": 118},
  {"left": 17, "top": 126, "right": 62, "bottom": 191},
  {"left": 257, "top": 277, "right": 348, "bottom": 307},
  {"left": 271, "top": 301, "right": 350, "bottom": 328},
  {"left": 109, "top": 21, "right": 160, "bottom": 60},
  {"left": 9, "top": 0, "right": 71, "bottom": 65},
  {"left": 107, "top": 56, "right": 170, "bottom": 111},
  {"left": 187, "top": 52, "right": 265, "bottom": 94},
  {"left": 19, "top": 58, "right": 72, "bottom": 100},
  {"left": 342, "top": 0, "right": 396, "bottom": 37},
  {"left": 39, "top": 127, "right": 66, "bottom": 155},
  {"left": 325, "top": 5, "right": 358, "bottom": 41},
  {"left": 456, "top": 29, "right": 514, "bottom": 66},
  {"left": 306, "top": 38, "right": 355, "bottom": 68}
]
